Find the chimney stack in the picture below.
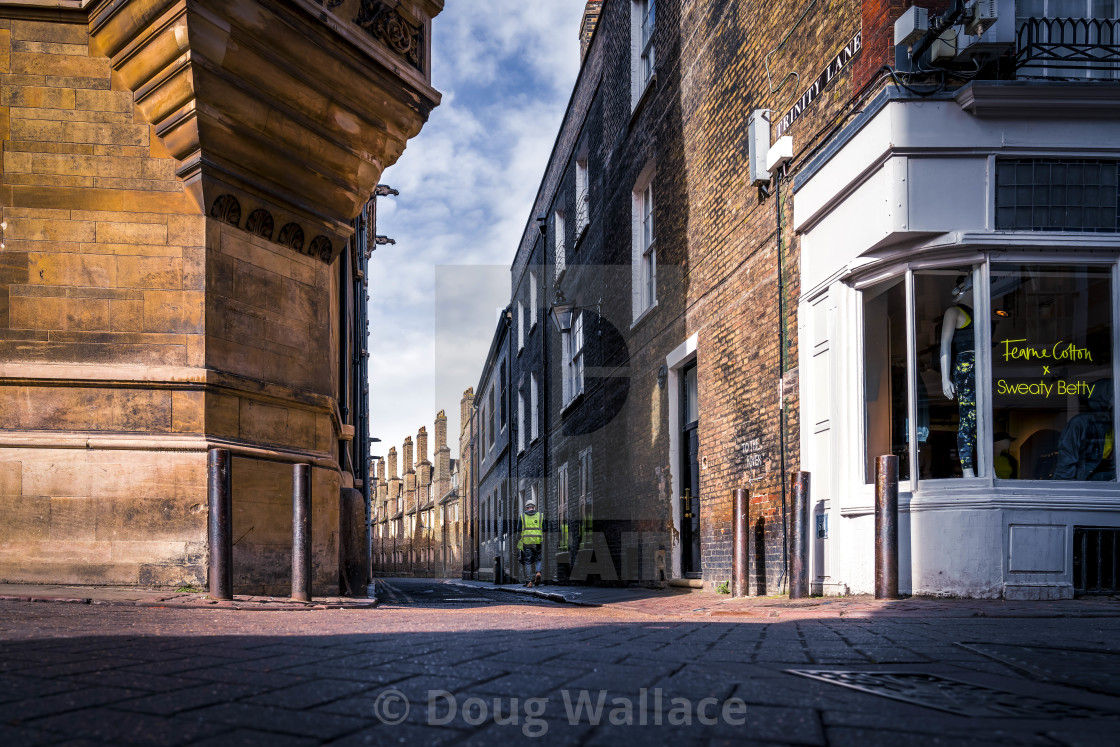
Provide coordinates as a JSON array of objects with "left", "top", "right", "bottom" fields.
[{"left": 580, "top": 1, "right": 603, "bottom": 61}]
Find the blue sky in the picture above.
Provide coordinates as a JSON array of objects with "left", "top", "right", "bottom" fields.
[{"left": 369, "top": 2, "right": 588, "bottom": 463}]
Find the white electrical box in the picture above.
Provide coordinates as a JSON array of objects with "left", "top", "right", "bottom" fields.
[
  {"left": 930, "top": 28, "right": 959, "bottom": 63},
  {"left": 766, "top": 136, "right": 793, "bottom": 174},
  {"left": 966, "top": 0, "right": 999, "bottom": 36},
  {"left": 894, "top": 6, "right": 929, "bottom": 47},
  {"left": 748, "top": 109, "right": 771, "bottom": 185}
]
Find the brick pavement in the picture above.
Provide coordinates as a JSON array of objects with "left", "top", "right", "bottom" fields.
[{"left": 2, "top": 581, "right": 1120, "bottom": 745}]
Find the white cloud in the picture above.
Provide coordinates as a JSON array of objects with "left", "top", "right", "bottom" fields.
[{"left": 368, "top": 1, "right": 587, "bottom": 460}]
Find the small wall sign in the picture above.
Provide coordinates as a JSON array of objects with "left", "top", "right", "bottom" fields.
[{"left": 775, "top": 31, "right": 862, "bottom": 139}]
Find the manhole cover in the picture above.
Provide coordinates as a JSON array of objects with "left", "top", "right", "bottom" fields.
[
  {"left": 957, "top": 642, "right": 1120, "bottom": 697},
  {"left": 786, "top": 670, "right": 1114, "bottom": 718}
]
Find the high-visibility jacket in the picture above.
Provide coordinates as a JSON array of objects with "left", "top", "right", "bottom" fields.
[{"left": 520, "top": 512, "right": 542, "bottom": 546}]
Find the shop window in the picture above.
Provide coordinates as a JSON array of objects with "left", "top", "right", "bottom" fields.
[
  {"left": 916, "top": 268, "right": 984, "bottom": 479},
  {"left": 864, "top": 278, "right": 911, "bottom": 482},
  {"left": 990, "top": 264, "right": 1114, "bottom": 481},
  {"left": 864, "top": 261, "right": 1115, "bottom": 486}
]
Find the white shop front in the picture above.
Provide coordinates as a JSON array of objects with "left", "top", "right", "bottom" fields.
[{"left": 794, "top": 84, "right": 1120, "bottom": 599}]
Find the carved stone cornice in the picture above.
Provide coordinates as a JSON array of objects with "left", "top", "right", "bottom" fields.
[{"left": 84, "top": 0, "right": 442, "bottom": 262}]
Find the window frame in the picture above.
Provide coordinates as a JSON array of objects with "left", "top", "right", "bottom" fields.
[
  {"left": 518, "top": 387, "right": 526, "bottom": 453},
  {"left": 575, "top": 147, "right": 590, "bottom": 237},
  {"left": 631, "top": 0, "right": 656, "bottom": 107},
  {"left": 562, "top": 311, "right": 586, "bottom": 407},
  {"left": 857, "top": 251, "right": 1120, "bottom": 494},
  {"left": 531, "top": 371, "right": 539, "bottom": 441},
  {"left": 530, "top": 271, "right": 538, "bottom": 329},
  {"left": 517, "top": 299, "right": 525, "bottom": 352},
  {"left": 633, "top": 164, "right": 657, "bottom": 322},
  {"left": 554, "top": 210, "right": 567, "bottom": 277}
]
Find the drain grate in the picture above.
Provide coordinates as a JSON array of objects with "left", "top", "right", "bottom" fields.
[
  {"left": 957, "top": 642, "right": 1120, "bottom": 697},
  {"left": 786, "top": 670, "right": 1114, "bottom": 718}
]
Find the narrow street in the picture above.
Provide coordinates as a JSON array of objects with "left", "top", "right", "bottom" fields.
[{"left": 2, "top": 583, "right": 1120, "bottom": 745}]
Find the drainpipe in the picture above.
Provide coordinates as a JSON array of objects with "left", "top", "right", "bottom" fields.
[{"left": 776, "top": 172, "right": 789, "bottom": 594}]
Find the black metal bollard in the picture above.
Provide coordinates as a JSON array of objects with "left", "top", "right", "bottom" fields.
[
  {"left": 875, "top": 455, "right": 899, "bottom": 599},
  {"left": 494, "top": 555, "right": 503, "bottom": 585},
  {"left": 292, "top": 464, "right": 312, "bottom": 602},
  {"left": 732, "top": 489, "right": 749, "bottom": 597},
  {"left": 207, "top": 448, "right": 233, "bottom": 600},
  {"left": 790, "top": 472, "right": 810, "bottom": 599}
]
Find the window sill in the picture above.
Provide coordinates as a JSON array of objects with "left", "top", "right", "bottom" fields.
[
  {"left": 629, "top": 72, "right": 657, "bottom": 127},
  {"left": 561, "top": 390, "right": 585, "bottom": 416},
  {"left": 631, "top": 300, "right": 659, "bottom": 330}
]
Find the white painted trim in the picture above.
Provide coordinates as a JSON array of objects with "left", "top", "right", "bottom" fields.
[{"left": 665, "top": 333, "right": 698, "bottom": 579}]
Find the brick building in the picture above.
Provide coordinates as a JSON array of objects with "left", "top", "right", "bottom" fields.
[
  {"left": 0, "top": 0, "right": 443, "bottom": 594},
  {"left": 471, "top": 0, "right": 1120, "bottom": 598},
  {"left": 371, "top": 395, "right": 467, "bottom": 578}
]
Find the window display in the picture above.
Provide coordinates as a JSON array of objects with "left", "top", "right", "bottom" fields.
[
  {"left": 862, "top": 260, "right": 1116, "bottom": 486},
  {"left": 990, "top": 265, "right": 1114, "bottom": 481},
  {"left": 915, "top": 268, "right": 982, "bottom": 479}
]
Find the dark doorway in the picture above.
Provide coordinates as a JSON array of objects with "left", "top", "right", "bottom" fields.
[{"left": 680, "top": 362, "right": 701, "bottom": 577}]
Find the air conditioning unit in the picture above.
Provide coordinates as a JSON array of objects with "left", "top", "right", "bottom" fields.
[
  {"left": 966, "top": 0, "right": 998, "bottom": 37},
  {"left": 894, "top": 6, "right": 930, "bottom": 48}
]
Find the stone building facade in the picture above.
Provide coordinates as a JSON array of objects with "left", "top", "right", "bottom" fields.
[
  {"left": 0, "top": 0, "right": 443, "bottom": 594},
  {"left": 371, "top": 392, "right": 468, "bottom": 578}
]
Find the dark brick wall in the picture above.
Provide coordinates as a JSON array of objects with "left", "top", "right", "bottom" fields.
[{"left": 475, "top": 0, "right": 909, "bottom": 593}]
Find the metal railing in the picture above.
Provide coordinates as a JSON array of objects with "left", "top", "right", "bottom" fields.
[
  {"left": 207, "top": 448, "right": 314, "bottom": 602},
  {"left": 1015, "top": 17, "right": 1120, "bottom": 75},
  {"left": 1074, "top": 526, "right": 1120, "bottom": 595}
]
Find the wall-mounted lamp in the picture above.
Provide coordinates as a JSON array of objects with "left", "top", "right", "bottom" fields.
[
  {"left": 549, "top": 289, "right": 600, "bottom": 335},
  {"left": 1, "top": 218, "right": 7, "bottom": 250},
  {"left": 536, "top": 214, "right": 548, "bottom": 237},
  {"left": 658, "top": 364, "right": 668, "bottom": 389}
]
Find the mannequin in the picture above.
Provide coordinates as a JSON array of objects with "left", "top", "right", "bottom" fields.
[{"left": 940, "top": 278, "right": 976, "bottom": 478}]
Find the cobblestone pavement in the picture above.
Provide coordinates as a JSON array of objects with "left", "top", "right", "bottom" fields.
[{"left": 2, "top": 579, "right": 1120, "bottom": 746}]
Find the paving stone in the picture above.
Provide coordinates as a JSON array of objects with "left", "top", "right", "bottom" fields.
[
  {"left": 29, "top": 706, "right": 226, "bottom": 745},
  {"left": 190, "top": 702, "right": 369, "bottom": 739},
  {"left": 188, "top": 729, "right": 318, "bottom": 747},
  {"left": 115, "top": 681, "right": 266, "bottom": 715},
  {"left": 243, "top": 679, "right": 372, "bottom": 709},
  {"left": 0, "top": 685, "right": 142, "bottom": 722}
]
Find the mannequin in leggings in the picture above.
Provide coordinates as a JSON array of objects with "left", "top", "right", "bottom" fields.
[{"left": 940, "top": 278, "right": 976, "bottom": 478}]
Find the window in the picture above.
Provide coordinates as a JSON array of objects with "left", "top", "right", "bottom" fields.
[
  {"left": 480, "top": 402, "right": 487, "bottom": 453},
  {"left": 578, "top": 447, "right": 593, "bottom": 548},
  {"left": 554, "top": 210, "right": 567, "bottom": 276},
  {"left": 563, "top": 311, "right": 585, "bottom": 405},
  {"left": 518, "top": 300, "right": 525, "bottom": 351},
  {"left": 991, "top": 265, "right": 1113, "bottom": 481},
  {"left": 531, "top": 372, "right": 539, "bottom": 441},
  {"left": 633, "top": 169, "right": 656, "bottom": 320},
  {"left": 487, "top": 386, "right": 495, "bottom": 449},
  {"left": 862, "top": 260, "right": 1116, "bottom": 485},
  {"left": 576, "top": 147, "right": 590, "bottom": 236},
  {"left": 500, "top": 361, "right": 507, "bottom": 430},
  {"left": 557, "top": 463, "right": 570, "bottom": 551},
  {"left": 631, "top": 0, "right": 656, "bottom": 105},
  {"left": 530, "top": 272, "right": 538, "bottom": 328},
  {"left": 518, "top": 389, "right": 526, "bottom": 452},
  {"left": 996, "top": 159, "right": 1119, "bottom": 232}
]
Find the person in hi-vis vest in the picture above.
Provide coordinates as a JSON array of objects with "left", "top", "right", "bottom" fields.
[{"left": 517, "top": 500, "right": 543, "bottom": 587}]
